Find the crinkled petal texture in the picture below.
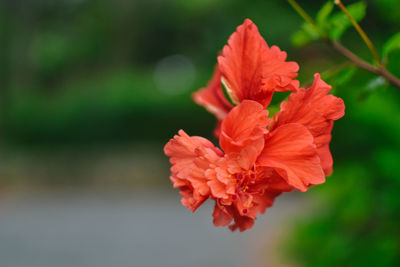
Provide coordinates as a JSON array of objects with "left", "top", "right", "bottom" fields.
[
  {"left": 257, "top": 123, "right": 325, "bottom": 192},
  {"left": 218, "top": 18, "right": 299, "bottom": 108},
  {"left": 193, "top": 67, "right": 233, "bottom": 121},
  {"left": 271, "top": 73, "right": 345, "bottom": 174},
  {"left": 207, "top": 100, "right": 297, "bottom": 231},
  {"left": 164, "top": 130, "right": 223, "bottom": 211},
  {"left": 211, "top": 167, "right": 293, "bottom": 232},
  {"left": 164, "top": 20, "right": 345, "bottom": 232},
  {"left": 219, "top": 100, "right": 269, "bottom": 156}
]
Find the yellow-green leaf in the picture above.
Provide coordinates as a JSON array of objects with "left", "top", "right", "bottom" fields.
[{"left": 382, "top": 32, "right": 400, "bottom": 58}]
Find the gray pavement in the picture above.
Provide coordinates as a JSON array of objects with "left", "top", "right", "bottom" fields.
[{"left": 0, "top": 189, "right": 306, "bottom": 267}]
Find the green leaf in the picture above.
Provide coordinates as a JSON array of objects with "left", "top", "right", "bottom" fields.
[
  {"left": 291, "top": 22, "right": 319, "bottom": 47},
  {"left": 291, "top": 29, "right": 313, "bottom": 47},
  {"left": 329, "top": 1, "right": 367, "bottom": 40},
  {"left": 382, "top": 32, "right": 400, "bottom": 58},
  {"left": 316, "top": 1, "right": 334, "bottom": 27},
  {"left": 291, "top": 2, "right": 335, "bottom": 48}
]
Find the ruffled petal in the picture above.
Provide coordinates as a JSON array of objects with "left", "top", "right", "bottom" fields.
[
  {"left": 218, "top": 18, "right": 299, "bottom": 108},
  {"left": 164, "top": 130, "right": 223, "bottom": 211},
  {"left": 213, "top": 203, "right": 254, "bottom": 232},
  {"left": 193, "top": 67, "right": 233, "bottom": 121},
  {"left": 257, "top": 123, "right": 325, "bottom": 192},
  {"left": 211, "top": 168, "right": 291, "bottom": 232},
  {"left": 174, "top": 181, "right": 208, "bottom": 212},
  {"left": 212, "top": 204, "right": 233, "bottom": 227},
  {"left": 255, "top": 167, "right": 295, "bottom": 192},
  {"left": 207, "top": 177, "right": 232, "bottom": 201},
  {"left": 219, "top": 100, "right": 270, "bottom": 156},
  {"left": 263, "top": 45, "right": 300, "bottom": 92},
  {"left": 206, "top": 158, "right": 236, "bottom": 202},
  {"left": 225, "top": 205, "right": 255, "bottom": 232},
  {"left": 271, "top": 73, "right": 345, "bottom": 174}
]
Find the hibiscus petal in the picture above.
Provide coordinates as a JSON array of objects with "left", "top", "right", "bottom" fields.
[
  {"left": 212, "top": 183, "right": 285, "bottom": 232},
  {"left": 227, "top": 206, "right": 255, "bottom": 232},
  {"left": 220, "top": 100, "right": 269, "bottom": 156},
  {"left": 226, "top": 144, "right": 264, "bottom": 171},
  {"left": 206, "top": 163, "right": 236, "bottom": 201},
  {"left": 212, "top": 204, "right": 233, "bottom": 227},
  {"left": 178, "top": 184, "right": 208, "bottom": 212},
  {"left": 208, "top": 179, "right": 231, "bottom": 200},
  {"left": 271, "top": 73, "right": 345, "bottom": 174},
  {"left": 256, "top": 167, "right": 295, "bottom": 192},
  {"left": 213, "top": 202, "right": 254, "bottom": 232},
  {"left": 263, "top": 45, "right": 300, "bottom": 92},
  {"left": 257, "top": 123, "right": 325, "bottom": 192},
  {"left": 164, "top": 130, "right": 223, "bottom": 211},
  {"left": 193, "top": 67, "right": 233, "bottom": 121},
  {"left": 249, "top": 190, "right": 282, "bottom": 217},
  {"left": 218, "top": 18, "right": 299, "bottom": 108}
]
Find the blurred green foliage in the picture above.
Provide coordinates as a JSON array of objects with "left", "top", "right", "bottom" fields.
[
  {"left": 283, "top": 1, "right": 400, "bottom": 266},
  {"left": 285, "top": 82, "right": 400, "bottom": 267},
  {"left": 291, "top": 1, "right": 367, "bottom": 46},
  {"left": 1, "top": 0, "right": 400, "bottom": 265},
  {"left": 0, "top": 0, "right": 303, "bottom": 146}
]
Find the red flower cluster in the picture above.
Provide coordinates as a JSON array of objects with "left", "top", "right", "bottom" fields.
[{"left": 164, "top": 19, "right": 345, "bottom": 231}]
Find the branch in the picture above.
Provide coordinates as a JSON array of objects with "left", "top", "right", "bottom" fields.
[
  {"left": 287, "top": 0, "right": 400, "bottom": 89},
  {"left": 334, "top": 0, "right": 382, "bottom": 68},
  {"left": 330, "top": 41, "right": 400, "bottom": 88}
]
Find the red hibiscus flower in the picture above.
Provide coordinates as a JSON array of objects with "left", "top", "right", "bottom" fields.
[
  {"left": 165, "top": 100, "right": 329, "bottom": 231},
  {"left": 164, "top": 18, "right": 345, "bottom": 231}
]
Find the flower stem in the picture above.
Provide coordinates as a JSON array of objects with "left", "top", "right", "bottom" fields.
[
  {"left": 334, "top": 0, "right": 382, "bottom": 68},
  {"left": 330, "top": 41, "right": 400, "bottom": 88},
  {"left": 287, "top": 0, "right": 315, "bottom": 28}
]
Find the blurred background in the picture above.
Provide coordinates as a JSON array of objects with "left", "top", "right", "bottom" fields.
[{"left": 0, "top": 0, "right": 399, "bottom": 266}]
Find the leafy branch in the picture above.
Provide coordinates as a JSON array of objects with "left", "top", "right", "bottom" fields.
[{"left": 288, "top": 0, "right": 400, "bottom": 89}]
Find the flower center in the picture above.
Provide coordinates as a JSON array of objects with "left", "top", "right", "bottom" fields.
[
  {"left": 230, "top": 169, "right": 265, "bottom": 214},
  {"left": 232, "top": 170, "right": 257, "bottom": 191}
]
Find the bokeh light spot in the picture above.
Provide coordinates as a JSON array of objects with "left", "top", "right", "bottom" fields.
[{"left": 153, "top": 54, "right": 196, "bottom": 95}]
